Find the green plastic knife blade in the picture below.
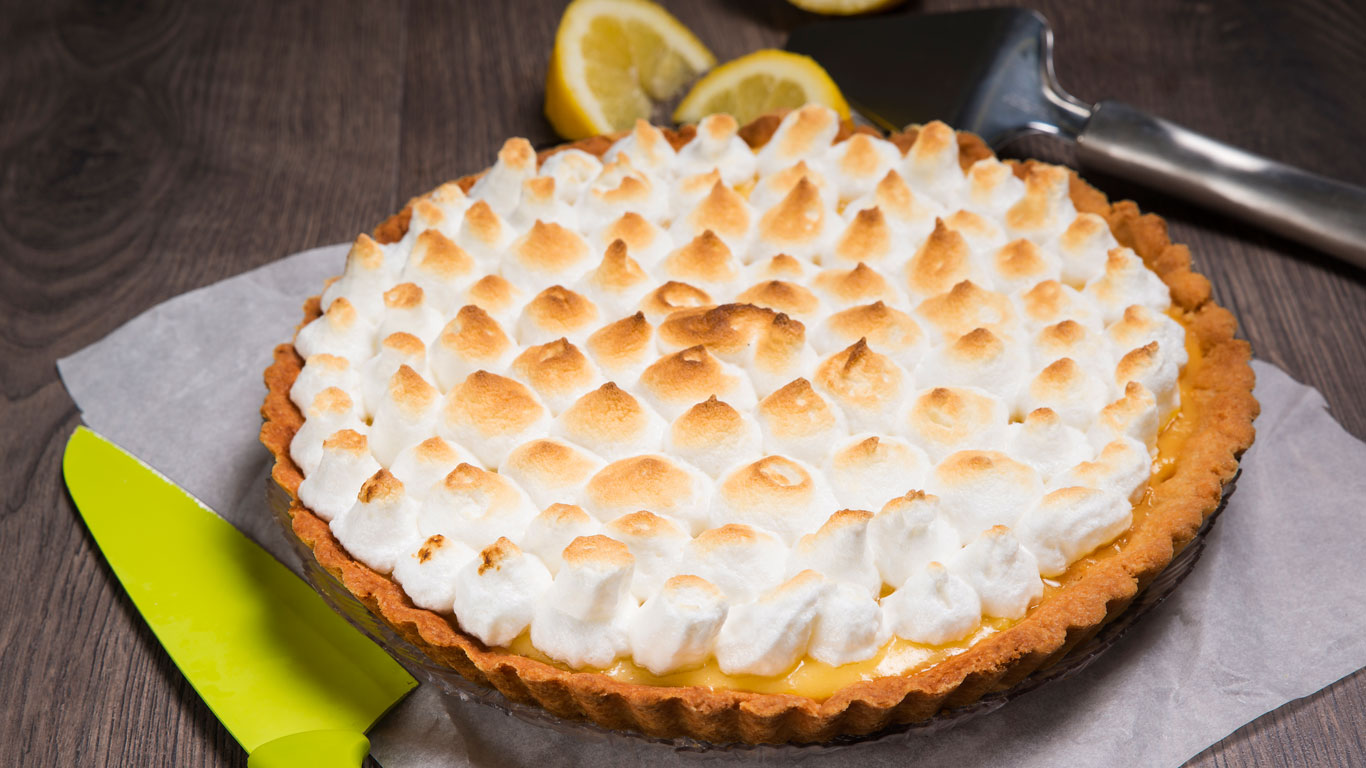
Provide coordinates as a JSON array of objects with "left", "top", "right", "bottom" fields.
[{"left": 62, "top": 426, "right": 417, "bottom": 766}]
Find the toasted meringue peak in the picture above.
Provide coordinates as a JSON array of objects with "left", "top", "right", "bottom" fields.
[
  {"left": 661, "top": 230, "right": 742, "bottom": 295},
  {"left": 677, "top": 113, "right": 757, "bottom": 185},
  {"left": 825, "top": 434, "right": 931, "bottom": 515},
  {"left": 932, "top": 451, "right": 1043, "bottom": 544},
  {"left": 389, "top": 435, "right": 478, "bottom": 501},
  {"left": 554, "top": 382, "right": 667, "bottom": 460},
  {"left": 675, "top": 168, "right": 724, "bottom": 208},
  {"left": 605, "top": 118, "right": 677, "bottom": 177},
  {"left": 298, "top": 429, "right": 383, "bottom": 522},
  {"left": 941, "top": 209, "right": 1007, "bottom": 253},
  {"left": 508, "top": 338, "right": 604, "bottom": 415},
  {"left": 1054, "top": 212, "right": 1118, "bottom": 286},
  {"left": 605, "top": 510, "right": 689, "bottom": 601},
  {"left": 901, "top": 386, "right": 1010, "bottom": 462},
  {"left": 454, "top": 273, "right": 520, "bottom": 330},
  {"left": 951, "top": 526, "right": 1043, "bottom": 618},
  {"left": 1032, "top": 319, "right": 1110, "bottom": 374},
  {"left": 883, "top": 561, "right": 981, "bottom": 645},
  {"left": 868, "top": 490, "right": 961, "bottom": 587},
  {"left": 831, "top": 207, "right": 899, "bottom": 268},
  {"left": 902, "top": 218, "right": 980, "bottom": 300},
  {"left": 456, "top": 201, "right": 515, "bottom": 267},
  {"left": 788, "top": 509, "right": 881, "bottom": 597},
  {"left": 330, "top": 468, "right": 418, "bottom": 574},
  {"left": 810, "top": 579, "right": 886, "bottom": 666},
  {"left": 439, "top": 370, "right": 550, "bottom": 467},
  {"left": 516, "top": 285, "right": 600, "bottom": 346},
  {"left": 756, "top": 104, "right": 840, "bottom": 177},
  {"left": 292, "top": 353, "right": 363, "bottom": 416},
  {"left": 1114, "top": 341, "right": 1181, "bottom": 415},
  {"left": 814, "top": 340, "right": 910, "bottom": 433},
  {"left": 712, "top": 456, "right": 838, "bottom": 544},
  {"left": 585, "top": 159, "right": 666, "bottom": 225},
  {"left": 661, "top": 396, "right": 761, "bottom": 478},
  {"left": 846, "top": 169, "right": 940, "bottom": 242},
  {"left": 681, "top": 524, "right": 787, "bottom": 604},
  {"left": 431, "top": 305, "right": 516, "bottom": 390},
  {"left": 812, "top": 262, "right": 900, "bottom": 310},
  {"left": 748, "top": 253, "right": 809, "bottom": 282},
  {"left": 657, "top": 303, "right": 777, "bottom": 361},
  {"left": 1052, "top": 436, "right": 1151, "bottom": 503},
  {"left": 538, "top": 148, "right": 603, "bottom": 203},
  {"left": 585, "top": 312, "right": 656, "bottom": 380},
  {"left": 401, "top": 229, "right": 478, "bottom": 314},
  {"left": 829, "top": 133, "right": 901, "bottom": 202},
  {"left": 638, "top": 280, "right": 712, "bottom": 323},
  {"left": 916, "top": 327, "right": 1028, "bottom": 404},
  {"left": 582, "top": 455, "right": 711, "bottom": 533},
  {"left": 498, "top": 438, "right": 606, "bottom": 512},
  {"left": 378, "top": 282, "right": 444, "bottom": 346},
  {"left": 915, "top": 280, "right": 1016, "bottom": 343},
  {"left": 1018, "top": 486, "right": 1131, "bottom": 577},
  {"left": 295, "top": 296, "right": 376, "bottom": 364},
  {"left": 417, "top": 463, "right": 539, "bottom": 550},
  {"left": 291, "top": 386, "right": 366, "bottom": 475},
  {"left": 990, "top": 238, "right": 1061, "bottom": 294},
  {"left": 574, "top": 240, "right": 653, "bottom": 320},
  {"left": 1016, "top": 279, "right": 1103, "bottom": 331},
  {"left": 595, "top": 211, "right": 670, "bottom": 269},
  {"left": 1086, "top": 248, "right": 1172, "bottom": 324},
  {"left": 636, "top": 345, "right": 756, "bottom": 420},
  {"left": 453, "top": 537, "right": 552, "bottom": 646},
  {"left": 673, "top": 181, "right": 754, "bottom": 254},
  {"left": 965, "top": 157, "right": 1026, "bottom": 217},
  {"left": 510, "top": 176, "right": 578, "bottom": 231},
  {"left": 755, "top": 178, "right": 834, "bottom": 263},
  {"left": 1020, "top": 357, "right": 1112, "bottom": 430},
  {"left": 369, "top": 364, "right": 440, "bottom": 466},
  {"left": 404, "top": 198, "right": 454, "bottom": 245},
  {"left": 1004, "top": 164, "right": 1076, "bottom": 240},
  {"left": 814, "top": 301, "right": 927, "bottom": 369},
  {"left": 628, "top": 575, "right": 729, "bottom": 675},
  {"left": 322, "top": 234, "right": 392, "bottom": 317},
  {"left": 392, "top": 533, "right": 477, "bottom": 612},
  {"left": 749, "top": 160, "right": 834, "bottom": 212},
  {"left": 756, "top": 378, "right": 849, "bottom": 465},
  {"left": 1107, "top": 304, "right": 1189, "bottom": 371},
  {"left": 506, "top": 220, "right": 594, "bottom": 290},
  {"left": 745, "top": 312, "right": 817, "bottom": 398},
  {"left": 714, "top": 570, "right": 826, "bottom": 676},
  {"left": 904, "top": 121, "right": 965, "bottom": 205},
  {"left": 1006, "top": 407, "right": 1094, "bottom": 482},
  {"left": 470, "top": 137, "right": 537, "bottom": 214},
  {"left": 521, "top": 503, "right": 601, "bottom": 574},
  {"left": 735, "top": 279, "right": 822, "bottom": 322}
]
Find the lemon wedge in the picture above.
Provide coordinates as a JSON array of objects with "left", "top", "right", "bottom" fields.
[
  {"left": 673, "top": 49, "right": 850, "bottom": 126},
  {"left": 785, "top": 0, "right": 906, "bottom": 15},
  {"left": 545, "top": 0, "right": 716, "bottom": 140}
]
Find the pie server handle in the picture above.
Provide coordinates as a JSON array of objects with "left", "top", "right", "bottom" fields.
[
  {"left": 246, "top": 729, "right": 370, "bottom": 767},
  {"left": 1075, "top": 100, "right": 1366, "bottom": 269}
]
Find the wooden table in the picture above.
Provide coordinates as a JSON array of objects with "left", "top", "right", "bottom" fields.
[{"left": 2, "top": 0, "right": 1363, "bottom": 764}]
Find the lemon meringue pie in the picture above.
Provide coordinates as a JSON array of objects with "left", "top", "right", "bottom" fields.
[{"left": 263, "top": 107, "right": 1256, "bottom": 743}]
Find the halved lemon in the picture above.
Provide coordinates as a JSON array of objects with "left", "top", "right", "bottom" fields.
[
  {"left": 785, "top": 0, "right": 907, "bottom": 15},
  {"left": 673, "top": 49, "right": 850, "bottom": 126},
  {"left": 545, "top": 0, "right": 716, "bottom": 140}
]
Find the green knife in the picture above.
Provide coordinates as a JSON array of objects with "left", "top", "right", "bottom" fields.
[{"left": 63, "top": 426, "right": 417, "bottom": 767}]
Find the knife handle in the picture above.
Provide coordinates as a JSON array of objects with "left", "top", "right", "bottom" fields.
[
  {"left": 247, "top": 730, "right": 370, "bottom": 767},
  {"left": 1076, "top": 100, "right": 1366, "bottom": 269}
]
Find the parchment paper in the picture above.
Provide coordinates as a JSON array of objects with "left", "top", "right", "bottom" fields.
[{"left": 57, "top": 243, "right": 1366, "bottom": 768}]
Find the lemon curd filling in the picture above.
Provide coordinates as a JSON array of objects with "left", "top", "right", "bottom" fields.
[{"left": 500, "top": 311, "right": 1204, "bottom": 699}]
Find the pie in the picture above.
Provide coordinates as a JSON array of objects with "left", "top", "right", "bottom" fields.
[{"left": 260, "top": 106, "right": 1257, "bottom": 744}]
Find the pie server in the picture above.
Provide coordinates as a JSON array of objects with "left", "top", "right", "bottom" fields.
[
  {"left": 62, "top": 426, "right": 416, "bottom": 767},
  {"left": 786, "top": 7, "right": 1366, "bottom": 268}
]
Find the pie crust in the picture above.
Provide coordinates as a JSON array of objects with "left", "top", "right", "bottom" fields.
[{"left": 260, "top": 113, "right": 1257, "bottom": 744}]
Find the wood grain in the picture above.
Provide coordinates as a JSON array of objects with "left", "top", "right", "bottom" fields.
[{"left": 1, "top": 0, "right": 1362, "bottom": 765}]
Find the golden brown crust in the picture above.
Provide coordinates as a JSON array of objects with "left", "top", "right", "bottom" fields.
[{"left": 261, "top": 115, "right": 1258, "bottom": 744}]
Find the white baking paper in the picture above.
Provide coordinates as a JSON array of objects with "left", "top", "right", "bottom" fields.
[{"left": 57, "top": 243, "right": 1366, "bottom": 768}]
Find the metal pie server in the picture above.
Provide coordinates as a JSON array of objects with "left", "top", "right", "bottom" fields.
[
  {"left": 63, "top": 427, "right": 416, "bottom": 767},
  {"left": 787, "top": 8, "right": 1366, "bottom": 268}
]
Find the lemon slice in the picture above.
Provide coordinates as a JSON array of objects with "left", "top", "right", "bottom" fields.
[
  {"left": 673, "top": 49, "right": 850, "bottom": 126},
  {"left": 545, "top": 0, "right": 716, "bottom": 140},
  {"left": 785, "top": 0, "right": 906, "bottom": 15}
]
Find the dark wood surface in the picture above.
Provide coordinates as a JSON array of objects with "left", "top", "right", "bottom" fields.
[{"left": 2, "top": 0, "right": 1363, "bottom": 765}]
